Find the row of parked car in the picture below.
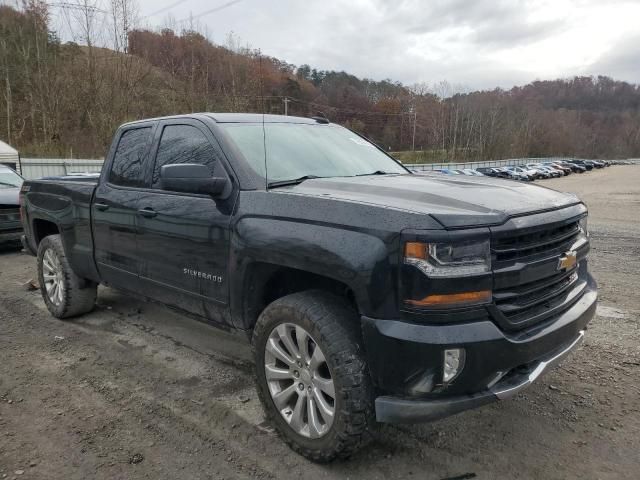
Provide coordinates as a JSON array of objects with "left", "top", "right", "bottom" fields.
[{"left": 437, "top": 159, "right": 618, "bottom": 181}]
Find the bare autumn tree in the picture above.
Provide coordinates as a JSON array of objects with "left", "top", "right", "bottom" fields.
[
  {"left": 0, "top": 2, "right": 62, "bottom": 152},
  {"left": 60, "top": 0, "right": 104, "bottom": 140},
  {"left": 0, "top": 10, "right": 13, "bottom": 143},
  {"left": 105, "top": 0, "right": 149, "bottom": 122},
  {"left": 109, "top": 0, "right": 137, "bottom": 54}
]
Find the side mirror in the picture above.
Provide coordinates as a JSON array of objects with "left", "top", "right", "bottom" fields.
[{"left": 160, "top": 164, "right": 228, "bottom": 196}]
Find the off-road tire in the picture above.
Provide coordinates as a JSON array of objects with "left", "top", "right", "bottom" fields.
[
  {"left": 252, "top": 290, "right": 374, "bottom": 462},
  {"left": 37, "top": 234, "right": 97, "bottom": 319}
]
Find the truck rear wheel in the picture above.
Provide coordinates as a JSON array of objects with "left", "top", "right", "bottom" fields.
[
  {"left": 37, "top": 234, "right": 97, "bottom": 319},
  {"left": 252, "top": 290, "right": 374, "bottom": 462}
]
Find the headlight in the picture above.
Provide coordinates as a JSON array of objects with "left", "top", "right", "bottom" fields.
[
  {"left": 404, "top": 239, "right": 491, "bottom": 277},
  {"left": 578, "top": 216, "right": 588, "bottom": 237}
]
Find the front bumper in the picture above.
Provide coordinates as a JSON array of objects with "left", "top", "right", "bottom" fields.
[
  {"left": 375, "top": 330, "right": 584, "bottom": 423},
  {"left": 363, "top": 275, "right": 597, "bottom": 424},
  {"left": 0, "top": 229, "right": 22, "bottom": 244}
]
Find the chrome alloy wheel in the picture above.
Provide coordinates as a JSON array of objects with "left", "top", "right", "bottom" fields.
[
  {"left": 42, "top": 248, "right": 64, "bottom": 306},
  {"left": 264, "top": 323, "right": 336, "bottom": 438}
]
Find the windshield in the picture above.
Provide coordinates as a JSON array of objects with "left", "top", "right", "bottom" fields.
[
  {"left": 220, "top": 123, "right": 408, "bottom": 185},
  {"left": 0, "top": 169, "right": 23, "bottom": 188}
]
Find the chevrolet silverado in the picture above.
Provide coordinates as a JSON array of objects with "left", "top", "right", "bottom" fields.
[{"left": 20, "top": 114, "right": 597, "bottom": 462}]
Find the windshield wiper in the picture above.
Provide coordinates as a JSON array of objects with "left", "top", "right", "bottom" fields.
[
  {"left": 0, "top": 181, "right": 20, "bottom": 187},
  {"left": 267, "top": 175, "right": 322, "bottom": 189},
  {"left": 355, "top": 170, "right": 391, "bottom": 176}
]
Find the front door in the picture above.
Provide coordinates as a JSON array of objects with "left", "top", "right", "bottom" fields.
[
  {"left": 92, "top": 124, "right": 154, "bottom": 289},
  {"left": 136, "top": 121, "right": 235, "bottom": 325}
]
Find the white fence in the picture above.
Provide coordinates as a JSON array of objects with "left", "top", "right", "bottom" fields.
[
  {"left": 14, "top": 156, "right": 640, "bottom": 180},
  {"left": 19, "top": 158, "right": 104, "bottom": 180}
]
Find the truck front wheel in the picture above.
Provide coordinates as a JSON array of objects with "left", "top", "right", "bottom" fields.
[
  {"left": 252, "top": 290, "right": 374, "bottom": 462},
  {"left": 37, "top": 234, "right": 97, "bottom": 319}
]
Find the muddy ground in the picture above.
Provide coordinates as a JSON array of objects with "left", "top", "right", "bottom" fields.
[{"left": 1, "top": 165, "right": 639, "bottom": 479}]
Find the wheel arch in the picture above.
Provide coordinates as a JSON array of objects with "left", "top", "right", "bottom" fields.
[
  {"left": 31, "top": 218, "right": 60, "bottom": 246},
  {"left": 238, "top": 262, "right": 359, "bottom": 332},
  {"left": 230, "top": 215, "right": 398, "bottom": 332}
]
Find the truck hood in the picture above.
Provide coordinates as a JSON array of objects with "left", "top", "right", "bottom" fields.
[
  {"left": 280, "top": 173, "right": 581, "bottom": 228},
  {"left": 0, "top": 187, "right": 19, "bottom": 206}
]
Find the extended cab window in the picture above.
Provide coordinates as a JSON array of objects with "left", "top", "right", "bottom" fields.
[
  {"left": 152, "top": 125, "right": 218, "bottom": 188},
  {"left": 109, "top": 127, "right": 152, "bottom": 187}
]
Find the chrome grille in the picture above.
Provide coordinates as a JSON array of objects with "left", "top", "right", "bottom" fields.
[
  {"left": 491, "top": 218, "right": 587, "bottom": 331},
  {"left": 492, "top": 220, "right": 580, "bottom": 263},
  {"left": 494, "top": 270, "right": 582, "bottom": 325}
]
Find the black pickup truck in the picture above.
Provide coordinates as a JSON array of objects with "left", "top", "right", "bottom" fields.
[{"left": 20, "top": 113, "right": 597, "bottom": 462}]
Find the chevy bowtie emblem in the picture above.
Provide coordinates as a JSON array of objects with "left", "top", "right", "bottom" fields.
[{"left": 557, "top": 251, "right": 577, "bottom": 271}]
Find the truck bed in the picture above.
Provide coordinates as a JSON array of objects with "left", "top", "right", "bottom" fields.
[{"left": 21, "top": 177, "right": 99, "bottom": 282}]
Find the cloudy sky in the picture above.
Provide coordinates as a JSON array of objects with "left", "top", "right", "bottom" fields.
[{"left": 137, "top": 0, "right": 639, "bottom": 90}]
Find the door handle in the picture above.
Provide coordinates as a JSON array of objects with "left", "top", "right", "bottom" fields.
[
  {"left": 137, "top": 208, "right": 157, "bottom": 218},
  {"left": 95, "top": 203, "right": 110, "bottom": 211}
]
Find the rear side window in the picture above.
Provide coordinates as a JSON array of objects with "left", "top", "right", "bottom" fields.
[
  {"left": 109, "top": 127, "right": 152, "bottom": 187},
  {"left": 152, "top": 124, "right": 218, "bottom": 188}
]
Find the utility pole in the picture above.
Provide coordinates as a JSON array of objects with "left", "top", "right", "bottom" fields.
[
  {"left": 5, "top": 72, "right": 11, "bottom": 144},
  {"left": 412, "top": 110, "right": 417, "bottom": 151},
  {"left": 283, "top": 97, "right": 290, "bottom": 116}
]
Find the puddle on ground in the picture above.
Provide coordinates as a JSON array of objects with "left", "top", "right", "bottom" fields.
[{"left": 596, "top": 305, "right": 626, "bottom": 319}]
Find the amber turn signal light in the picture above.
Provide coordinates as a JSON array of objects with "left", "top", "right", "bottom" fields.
[
  {"left": 405, "top": 241, "right": 428, "bottom": 260},
  {"left": 405, "top": 290, "right": 492, "bottom": 307}
]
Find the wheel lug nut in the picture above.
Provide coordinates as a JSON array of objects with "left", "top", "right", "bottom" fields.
[
  {"left": 298, "top": 383, "right": 304, "bottom": 391},
  {"left": 293, "top": 370, "right": 299, "bottom": 377},
  {"left": 307, "top": 386, "right": 312, "bottom": 392}
]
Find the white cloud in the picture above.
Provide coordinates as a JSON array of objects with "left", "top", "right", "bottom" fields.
[{"left": 132, "top": 0, "right": 640, "bottom": 89}]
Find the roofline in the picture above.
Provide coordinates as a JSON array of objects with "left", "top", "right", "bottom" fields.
[
  {"left": 119, "top": 113, "right": 330, "bottom": 128},
  {"left": 119, "top": 113, "right": 210, "bottom": 128}
]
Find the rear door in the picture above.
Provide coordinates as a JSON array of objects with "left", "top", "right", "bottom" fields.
[
  {"left": 135, "top": 119, "right": 235, "bottom": 325},
  {"left": 92, "top": 123, "right": 155, "bottom": 289}
]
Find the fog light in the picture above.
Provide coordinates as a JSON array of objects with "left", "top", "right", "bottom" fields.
[{"left": 443, "top": 348, "right": 465, "bottom": 384}]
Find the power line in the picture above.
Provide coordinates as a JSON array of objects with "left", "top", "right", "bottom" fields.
[
  {"left": 47, "top": 2, "right": 106, "bottom": 13},
  {"left": 176, "top": 0, "right": 242, "bottom": 24},
  {"left": 141, "top": 0, "right": 190, "bottom": 20}
]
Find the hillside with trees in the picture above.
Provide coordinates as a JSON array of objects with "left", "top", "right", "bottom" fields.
[{"left": 2, "top": 1, "right": 640, "bottom": 160}]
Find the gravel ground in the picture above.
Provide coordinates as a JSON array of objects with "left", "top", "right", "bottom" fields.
[{"left": 1, "top": 165, "right": 639, "bottom": 479}]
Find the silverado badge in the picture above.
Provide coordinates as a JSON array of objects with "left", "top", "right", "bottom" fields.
[{"left": 557, "top": 251, "right": 577, "bottom": 271}]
